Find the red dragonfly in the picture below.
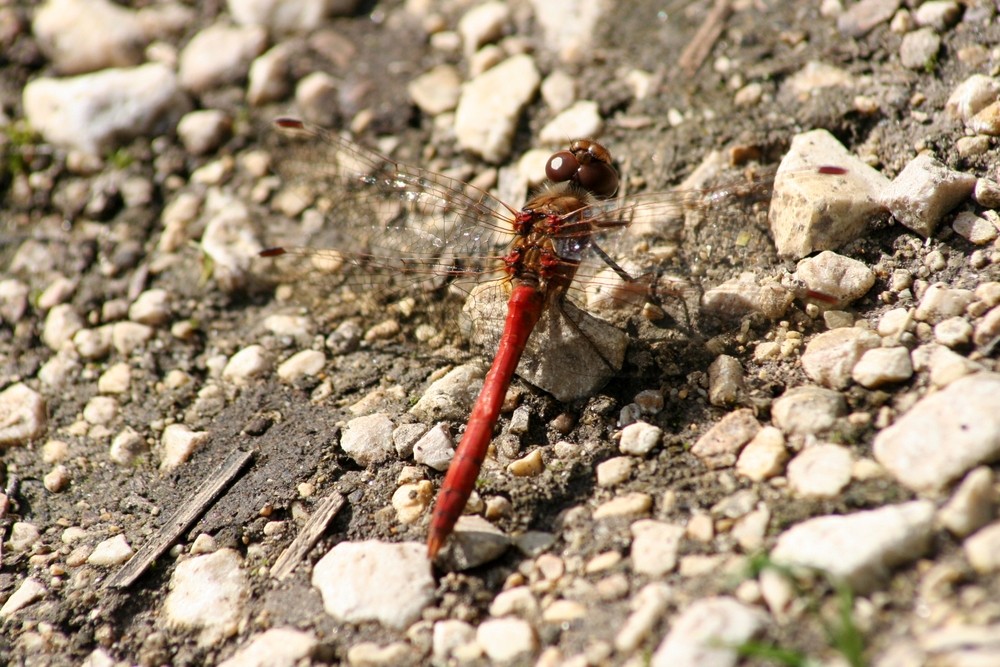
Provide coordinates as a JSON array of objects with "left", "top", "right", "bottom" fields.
[{"left": 261, "top": 118, "right": 832, "bottom": 559}]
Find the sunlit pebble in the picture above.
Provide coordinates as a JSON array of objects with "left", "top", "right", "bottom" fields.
[
  {"left": 974, "top": 306, "right": 1000, "bottom": 346},
  {"left": 852, "top": 346, "right": 914, "bottom": 388},
  {"left": 735, "top": 427, "right": 788, "bottom": 482},
  {"left": 596, "top": 457, "right": 633, "bottom": 487},
  {"left": 42, "top": 303, "right": 84, "bottom": 350},
  {"left": 37, "top": 276, "right": 76, "bottom": 311},
  {"left": 585, "top": 551, "right": 622, "bottom": 574},
  {"left": 160, "top": 424, "right": 209, "bottom": 469},
  {"left": 686, "top": 513, "right": 714, "bottom": 543},
  {"left": 364, "top": 319, "right": 401, "bottom": 342},
  {"left": 542, "top": 600, "right": 586, "bottom": 624},
  {"left": 391, "top": 481, "right": 433, "bottom": 525},
  {"left": 190, "top": 156, "right": 233, "bottom": 186},
  {"left": 934, "top": 317, "right": 973, "bottom": 347},
  {"left": 111, "top": 321, "right": 153, "bottom": 356},
  {"left": 507, "top": 449, "right": 544, "bottom": 477},
  {"left": 43, "top": 465, "right": 70, "bottom": 493},
  {"left": 109, "top": 427, "right": 147, "bottom": 465},
  {"left": 222, "top": 345, "right": 272, "bottom": 385},
  {"left": 41, "top": 439, "right": 70, "bottom": 464},
  {"left": 98, "top": 362, "right": 131, "bottom": 394},
  {"left": 43, "top": 508, "right": 78, "bottom": 541},
  {"left": 484, "top": 496, "right": 511, "bottom": 520},
  {"left": 465, "top": 491, "right": 485, "bottom": 515},
  {"left": 189, "top": 533, "right": 217, "bottom": 555},
  {"left": 83, "top": 396, "right": 118, "bottom": 426},
  {"left": 593, "top": 492, "right": 652, "bottom": 520},
  {"left": 964, "top": 523, "right": 1000, "bottom": 575},
  {"left": 939, "top": 467, "right": 996, "bottom": 538},
  {"left": 87, "top": 534, "right": 133, "bottom": 566}
]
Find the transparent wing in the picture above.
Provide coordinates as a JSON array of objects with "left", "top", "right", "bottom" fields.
[{"left": 268, "top": 118, "right": 519, "bottom": 280}]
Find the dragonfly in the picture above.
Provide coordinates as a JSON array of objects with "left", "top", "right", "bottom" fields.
[{"left": 260, "top": 118, "right": 837, "bottom": 560}]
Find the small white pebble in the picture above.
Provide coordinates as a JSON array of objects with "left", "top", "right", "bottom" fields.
[
  {"left": 43, "top": 465, "right": 70, "bottom": 493},
  {"left": 596, "top": 456, "right": 633, "bottom": 487}
]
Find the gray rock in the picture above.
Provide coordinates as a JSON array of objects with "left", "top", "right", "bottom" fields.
[
  {"left": 787, "top": 444, "right": 853, "bottom": 498},
  {"left": 852, "top": 346, "right": 914, "bottom": 388},
  {"left": 457, "top": 1, "right": 509, "bottom": 57},
  {"left": 222, "top": 345, "right": 272, "bottom": 386},
  {"left": 938, "top": 467, "right": 996, "bottom": 538},
  {"left": 707, "top": 355, "right": 744, "bottom": 406},
  {"left": 412, "top": 423, "right": 454, "bottom": 471},
  {"left": 837, "top": 0, "right": 900, "bottom": 37},
  {"left": 407, "top": 64, "right": 462, "bottom": 116},
  {"left": 801, "top": 327, "right": 880, "bottom": 389},
  {"left": 528, "top": 0, "right": 609, "bottom": 62},
  {"left": 409, "top": 364, "right": 484, "bottom": 422},
  {"left": 436, "top": 515, "right": 509, "bottom": 570},
  {"left": 177, "top": 110, "right": 231, "bottom": 156},
  {"left": 899, "top": 27, "right": 941, "bottom": 70},
  {"left": 247, "top": 43, "right": 295, "bottom": 106},
  {"left": 691, "top": 409, "right": 760, "bottom": 469},
  {"left": 200, "top": 195, "right": 264, "bottom": 292},
  {"left": 630, "top": 520, "right": 684, "bottom": 577}
]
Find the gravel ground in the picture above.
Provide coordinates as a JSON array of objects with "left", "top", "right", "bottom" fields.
[{"left": 3, "top": 0, "right": 1000, "bottom": 666}]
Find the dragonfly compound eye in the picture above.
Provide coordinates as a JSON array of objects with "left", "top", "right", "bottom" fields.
[
  {"left": 576, "top": 160, "right": 619, "bottom": 198},
  {"left": 546, "top": 150, "right": 581, "bottom": 184}
]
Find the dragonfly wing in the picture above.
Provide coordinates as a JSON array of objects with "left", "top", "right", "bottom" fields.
[{"left": 270, "top": 119, "right": 517, "bottom": 280}]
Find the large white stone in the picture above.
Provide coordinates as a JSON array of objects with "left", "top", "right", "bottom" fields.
[
  {"left": 769, "top": 130, "right": 890, "bottom": 258},
  {"left": 771, "top": 501, "right": 935, "bottom": 593},
  {"left": 312, "top": 541, "right": 433, "bottom": 629},
  {"left": 454, "top": 54, "right": 540, "bottom": 163},
  {"left": 873, "top": 373, "right": 1000, "bottom": 492},
  {"left": 23, "top": 64, "right": 190, "bottom": 155}
]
